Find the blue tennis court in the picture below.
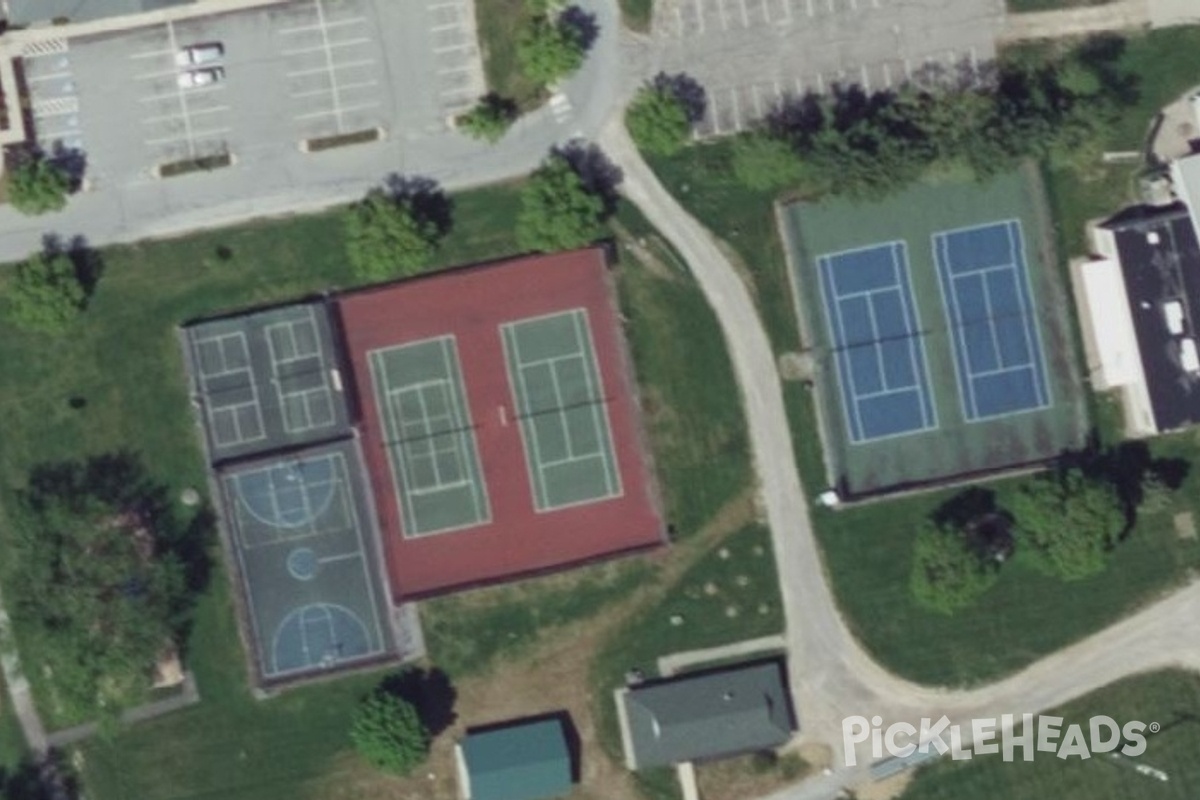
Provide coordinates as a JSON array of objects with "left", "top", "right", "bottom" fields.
[
  {"left": 933, "top": 220, "right": 1051, "bottom": 421},
  {"left": 817, "top": 241, "right": 938, "bottom": 443}
]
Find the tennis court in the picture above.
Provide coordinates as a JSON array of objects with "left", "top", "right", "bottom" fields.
[
  {"left": 933, "top": 219, "right": 1051, "bottom": 421},
  {"left": 817, "top": 241, "right": 938, "bottom": 443},
  {"left": 221, "top": 441, "right": 392, "bottom": 681},
  {"left": 502, "top": 309, "right": 622, "bottom": 511},
  {"left": 184, "top": 302, "right": 350, "bottom": 461},
  {"left": 779, "top": 169, "right": 1089, "bottom": 495},
  {"left": 368, "top": 336, "right": 491, "bottom": 537}
]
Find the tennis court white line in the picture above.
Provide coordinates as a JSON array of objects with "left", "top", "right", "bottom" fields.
[
  {"left": 820, "top": 254, "right": 868, "bottom": 441},
  {"left": 969, "top": 363, "right": 1037, "bottom": 381},
  {"left": 1005, "top": 221, "right": 1052, "bottom": 408},
  {"left": 504, "top": 326, "right": 552, "bottom": 507},
  {"left": 570, "top": 309, "right": 622, "bottom": 498},
  {"left": 894, "top": 241, "right": 938, "bottom": 430},
  {"left": 933, "top": 234, "right": 981, "bottom": 420},
  {"left": 854, "top": 385, "right": 921, "bottom": 402},
  {"left": 317, "top": 552, "right": 362, "bottom": 565}
]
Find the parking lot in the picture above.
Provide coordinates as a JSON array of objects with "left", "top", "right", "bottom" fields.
[
  {"left": 652, "top": 0, "right": 1004, "bottom": 137},
  {"left": 20, "top": 0, "right": 484, "bottom": 183}
]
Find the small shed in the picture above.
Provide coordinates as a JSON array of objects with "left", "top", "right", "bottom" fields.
[{"left": 455, "top": 717, "right": 573, "bottom": 800}]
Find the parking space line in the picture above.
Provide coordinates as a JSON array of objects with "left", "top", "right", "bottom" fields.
[
  {"left": 438, "top": 64, "right": 473, "bottom": 76},
  {"left": 816, "top": 72, "right": 826, "bottom": 93},
  {"left": 760, "top": 0, "right": 771, "bottom": 21},
  {"left": 849, "top": 0, "right": 857, "bottom": 9},
  {"left": 129, "top": 49, "right": 173, "bottom": 61},
  {"left": 826, "top": 0, "right": 834, "bottom": 12},
  {"left": 278, "top": 16, "right": 366, "bottom": 35},
  {"left": 778, "top": 0, "right": 791, "bottom": 22},
  {"left": 904, "top": 57, "right": 912, "bottom": 80},
  {"left": 794, "top": 76, "right": 805, "bottom": 96},
  {"left": 692, "top": 0, "right": 706, "bottom": 35},
  {"left": 431, "top": 21, "right": 463, "bottom": 32},
  {"left": 806, "top": 0, "right": 814, "bottom": 17},
  {"left": 427, "top": 0, "right": 463, "bottom": 8},
  {"left": 143, "top": 105, "right": 229, "bottom": 125},
  {"left": 134, "top": 69, "right": 181, "bottom": 81},
  {"left": 145, "top": 127, "right": 231, "bottom": 147},
  {"left": 295, "top": 101, "right": 381, "bottom": 121},
  {"left": 738, "top": 0, "right": 750, "bottom": 26},
  {"left": 674, "top": 3, "right": 684, "bottom": 36},
  {"left": 883, "top": 63, "right": 892, "bottom": 87},
  {"left": 286, "top": 58, "right": 375, "bottom": 79},
  {"left": 861, "top": 64, "right": 870, "bottom": 91},
  {"left": 311, "top": 0, "right": 348, "bottom": 133},
  {"left": 716, "top": 0, "right": 729, "bottom": 31},
  {"left": 282, "top": 37, "right": 371, "bottom": 56},
  {"left": 729, "top": 87, "right": 742, "bottom": 131},
  {"left": 434, "top": 42, "right": 473, "bottom": 54},
  {"left": 140, "top": 85, "right": 224, "bottom": 103},
  {"left": 164, "top": 21, "right": 197, "bottom": 157},
  {"left": 751, "top": 84, "right": 763, "bottom": 118},
  {"left": 28, "top": 71, "right": 72, "bottom": 83}
]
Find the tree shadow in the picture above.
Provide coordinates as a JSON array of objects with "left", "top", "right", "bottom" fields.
[
  {"left": 0, "top": 753, "right": 80, "bottom": 800},
  {"left": 382, "top": 173, "right": 454, "bottom": 238},
  {"left": 378, "top": 666, "right": 458, "bottom": 737},
  {"left": 1060, "top": 436, "right": 1190, "bottom": 529},
  {"left": 46, "top": 140, "right": 87, "bottom": 194},
  {"left": 477, "top": 91, "right": 519, "bottom": 122},
  {"left": 652, "top": 71, "right": 708, "bottom": 125},
  {"left": 552, "top": 140, "right": 623, "bottom": 216},
  {"left": 1075, "top": 33, "right": 1138, "bottom": 108},
  {"left": 560, "top": 5, "right": 599, "bottom": 52},
  {"left": 932, "top": 487, "right": 1014, "bottom": 563},
  {"left": 41, "top": 233, "right": 105, "bottom": 305}
]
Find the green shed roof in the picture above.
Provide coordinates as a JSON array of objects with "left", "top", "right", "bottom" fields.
[
  {"left": 460, "top": 718, "right": 572, "bottom": 800},
  {"left": 621, "top": 661, "right": 794, "bottom": 769}
]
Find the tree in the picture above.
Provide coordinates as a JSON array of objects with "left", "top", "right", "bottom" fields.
[
  {"left": 516, "top": 154, "right": 605, "bottom": 253},
  {"left": 6, "top": 251, "right": 86, "bottom": 334},
  {"left": 4, "top": 458, "right": 187, "bottom": 717},
  {"left": 909, "top": 520, "right": 998, "bottom": 614},
  {"left": 1008, "top": 468, "right": 1125, "bottom": 581},
  {"left": 6, "top": 153, "right": 70, "bottom": 216},
  {"left": 343, "top": 189, "right": 440, "bottom": 281},
  {"left": 517, "top": 15, "right": 586, "bottom": 86},
  {"left": 731, "top": 133, "right": 808, "bottom": 191},
  {"left": 457, "top": 94, "right": 519, "bottom": 143},
  {"left": 351, "top": 690, "right": 430, "bottom": 774},
  {"left": 626, "top": 83, "right": 692, "bottom": 156}
]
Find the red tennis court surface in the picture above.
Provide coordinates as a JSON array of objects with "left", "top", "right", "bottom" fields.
[{"left": 337, "top": 248, "right": 665, "bottom": 599}]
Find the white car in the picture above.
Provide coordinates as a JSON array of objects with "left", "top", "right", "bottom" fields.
[
  {"left": 175, "top": 43, "right": 224, "bottom": 67},
  {"left": 177, "top": 67, "right": 225, "bottom": 89}
]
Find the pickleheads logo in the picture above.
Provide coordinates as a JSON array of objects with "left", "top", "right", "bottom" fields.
[{"left": 841, "top": 714, "right": 1157, "bottom": 766}]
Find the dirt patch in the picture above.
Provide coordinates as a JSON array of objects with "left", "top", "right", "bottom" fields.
[
  {"left": 695, "top": 751, "right": 811, "bottom": 800},
  {"left": 854, "top": 770, "right": 914, "bottom": 800},
  {"left": 306, "top": 488, "right": 759, "bottom": 800},
  {"left": 612, "top": 220, "right": 683, "bottom": 283}
]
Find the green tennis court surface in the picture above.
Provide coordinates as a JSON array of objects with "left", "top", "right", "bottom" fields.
[
  {"left": 220, "top": 441, "right": 390, "bottom": 681},
  {"left": 368, "top": 336, "right": 491, "bottom": 537},
  {"left": 779, "top": 168, "right": 1088, "bottom": 495},
  {"left": 502, "top": 309, "right": 622, "bottom": 511}
]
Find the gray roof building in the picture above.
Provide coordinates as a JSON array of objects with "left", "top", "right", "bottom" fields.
[
  {"left": 616, "top": 660, "right": 795, "bottom": 769},
  {"left": 7, "top": 0, "right": 192, "bottom": 27}
]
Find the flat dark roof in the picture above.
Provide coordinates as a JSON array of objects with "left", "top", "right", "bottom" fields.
[
  {"left": 1108, "top": 205, "right": 1200, "bottom": 432},
  {"left": 8, "top": 0, "right": 192, "bottom": 26}
]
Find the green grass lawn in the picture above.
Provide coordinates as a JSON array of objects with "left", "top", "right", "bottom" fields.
[
  {"left": 638, "top": 27, "right": 1200, "bottom": 689},
  {"left": 0, "top": 172, "right": 754, "bottom": 797},
  {"left": 0, "top": 674, "right": 27, "bottom": 774},
  {"left": 590, "top": 523, "right": 785, "bottom": 800},
  {"left": 474, "top": 0, "right": 546, "bottom": 111},
  {"left": 899, "top": 670, "right": 1200, "bottom": 799}
]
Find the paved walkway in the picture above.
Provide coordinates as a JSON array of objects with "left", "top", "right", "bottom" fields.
[
  {"left": 604, "top": 117, "right": 1200, "bottom": 798},
  {"left": 999, "top": 0, "right": 1149, "bottom": 41},
  {"left": 0, "top": 589, "right": 48, "bottom": 754},
  {"left": 657, "top": 634, "right": 787, "bottom": 676}
]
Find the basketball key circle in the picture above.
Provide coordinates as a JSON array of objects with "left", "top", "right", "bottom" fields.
[{"left": 287, "top": 547, "right": 318, "bottom": 581}]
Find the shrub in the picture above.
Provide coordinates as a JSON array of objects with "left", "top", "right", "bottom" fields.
[
  {"left": 7, "top": 154, "right": 70, "bottom": 216},
  {"left": 350, "top": 690, "right": 430, "bottom": 775},
  {"left": 6, "top": 251, "right": 86, "bottom": 333},
  {"left": 343, "top": 189, "right": 439, "bottom": 281}
]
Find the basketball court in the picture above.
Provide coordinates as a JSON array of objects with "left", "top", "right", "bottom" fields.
[{"left": 219, "top": 440, "right": 393, "bottom": 682}]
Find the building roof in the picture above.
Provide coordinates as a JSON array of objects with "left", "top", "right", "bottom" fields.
[
  {"left": 1105, "top": 204, "right": 1200, "bottom": 432},
  {"left": 1076, "top": 258, "right": 1143, "bottom": 389},
  {"left": 620, "top": 661, "right": 794, "bottom": 769},
  {"left": 8, "top": 0, "right": 192, "bottom": 26},
  {"left": 459, "top": 719, "right": 572, "bottom": 800}
]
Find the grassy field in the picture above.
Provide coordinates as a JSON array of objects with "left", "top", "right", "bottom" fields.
[
  {"left": 899, "top": 670, "right": 1200, "bottom": 799},
  {"left": 0, "top": 675, "right": 27, "bottom": 774},
  {"left": 639, "top": 28, "right": 1200, "bottom": 688},
  {"left": 474, "top": 0, "right": 546, "bottom": 111},
  {"left": 590, "top": 523, "right": 786, "bottom": 800},
  {"left": 0, "top": 172, "right": 754, "bottom": 797}
]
